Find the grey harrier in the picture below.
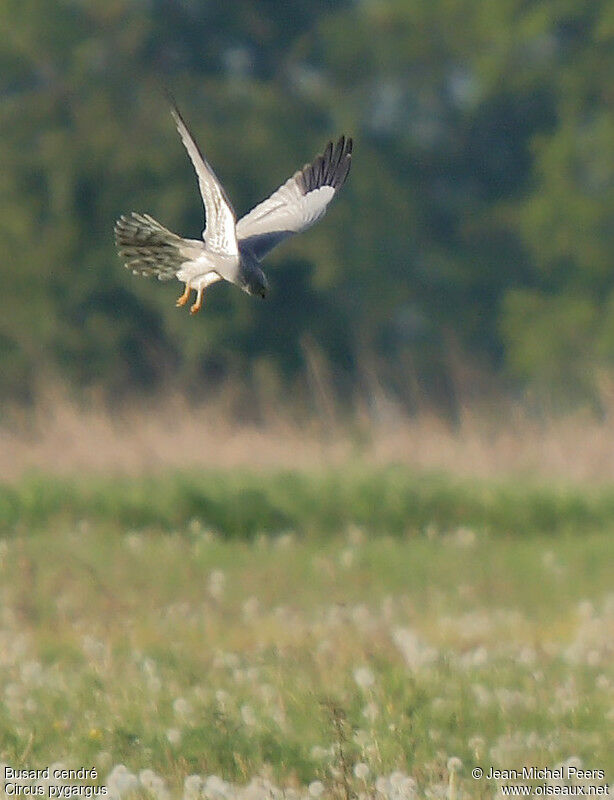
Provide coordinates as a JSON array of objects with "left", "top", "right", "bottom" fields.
[{"left": 114, "top": 101, "right": 353, "bottom": 314}]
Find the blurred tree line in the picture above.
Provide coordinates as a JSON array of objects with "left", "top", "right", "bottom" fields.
[{"left": 1, "top": 0, "right": 613, "bottom": 412}]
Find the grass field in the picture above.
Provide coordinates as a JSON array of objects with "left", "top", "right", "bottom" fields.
[{"left": 0, "top": 469, "right": 612, "bottom": 799}]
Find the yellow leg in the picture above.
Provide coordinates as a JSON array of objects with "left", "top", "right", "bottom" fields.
[
  {"left": 176, "top": 283, "right": 192, "bottom": 307},
  {"left": 190, "top": 287, "right": 204, "bottom": 315}
]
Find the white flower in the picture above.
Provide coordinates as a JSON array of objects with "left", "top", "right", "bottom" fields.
[
  {"left": 149, "top": 776, "right": 169, "bottom": 800},
  {"left": 362, "top": 701, "right": 379, "bottom": 722},
  {"left": 346, "top": 525, "right": 366, "bottom": 545},
  {"left": 240, "top": 704, "right": 257, "bottom": 727},
  {"left": 204, "top": 775, "right": 229, "bottom": 799},
  {"left": 184, "top": 775, "right": 203, "bottom": 800},
  {"left": 106, "top": 765, "right": 138, "bottom": 797},
  {"left": 215, "top": 689, "right": 230, "bottom": 708},
  {"left": 400, "top": 777, "right": 418, "bottom": 798},
  {"left": 173, "top": 696, "right": 193, "bottom": 720},
  {"left": 308, "top": 781, "right": 325, "bottom": 798},
  {"left": 188, "top": 518, "right": 202, "bottom": 534},
  {"left": 275, "top": 532, "right": 295, "bottom": 549},
  {"left": 453, "top": 527, "right": 476, "bottom": 547},
  {"left": 310, "top": 745, "right": 332, "bottom": 761},
  {"left": 353, "top": 763, "right": 370, "bottom": 780},
  {"left": 124, "top": 532, "right": 143, "bottom": 552},
  {"left": 207, "top": 570, "right": 226, "bottom": 600},
  {"left": 20, "top": 661, "right": 43, "bottom": 685},
  {"left": 353, "top": 666, "right": 375, "bottom": 690},
  {"left": 393, "top": 628, "right": 438, "bottom": 671},
  {"left": 242, "top": 596, "right": 260, "bottom": 621},
  {"left": 139, "top": 770, "right": 157, "bottom": 790},
  {"left": 390, "top": 771, "right": 407, "bottom": 789},
  {"left": 596, "top": 674, "right": 610, "bottom": 690},
  {"left": 166, "top": 728, "right": 181, "bottom": 745}
]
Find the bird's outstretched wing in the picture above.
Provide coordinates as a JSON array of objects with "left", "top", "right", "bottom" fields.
[
  {"left": 169, "top": 99, "right": 239, "bottom": 257},
  {"left": 236, "top": 135, "right": 353, "bottom": 260}
]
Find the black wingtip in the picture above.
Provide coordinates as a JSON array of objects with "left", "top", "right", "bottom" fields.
[{"left": 297, "top": 134, "right": 354, "bottom": 195}]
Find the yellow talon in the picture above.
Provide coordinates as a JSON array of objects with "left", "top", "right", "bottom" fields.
[
  {"left": 176, "top": 285, "right": 191, "bottom": 307},
  {"left": 190, "top": 288, "right": 204, "bottom": 314}
]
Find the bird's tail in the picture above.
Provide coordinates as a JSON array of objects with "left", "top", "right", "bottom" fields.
[{"left": 114, "top": 212, "right": 199, "bottom": 281}]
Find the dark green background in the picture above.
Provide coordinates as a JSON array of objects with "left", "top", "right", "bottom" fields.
[{"left": 1, "top": 0, "right": 613, "bottom": 411}]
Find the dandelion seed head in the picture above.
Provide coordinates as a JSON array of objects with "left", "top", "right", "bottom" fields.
[
  {"left": 401, "top": 777, "right": 418, "bottom": 799},
  {"left": 173, "top": 696, "right": 192, "bottom": 719},
  {"left": 20, "top": 660, "right": 43, "bottom": 685},
  {"left": 106, "top": 765, "right": 138, "bottom": 797},
  {"left": 308, "top": 781, "right": 324, "bottom": 798},
  {"left": 577, "top": 600, "right": 594, "bottom": 619},
  {"left": 310, "top": 745, "right": 332, "bottom": 761},
  {"left": 204, "top": 775, "right": 229, "bottom": 799},
  {"left": 188, "top": 518, "right": 202, "bottom": 535},
  {"left": 271, "top": 707, "right": 286, "bottom": 728},
  {"left": 124, "top": 532, "right": 143, "bottom": 552},
  {"left": 453, "top": 527, "right": 476, "bottom": 547},
  {"left": 183, "top": 775, "right": 204, "bottom": 798},
  {"left": 166, "top": 728, "right": 181, "bottom": 745},
  {"left": 139, "top": 770, "right": 157, "bottom": 790},
  {"left": 596, "top": 674, "right": 610, "bottom": 690},
  {"left": 184, "top": 775, "right": 203, "bottom": 799},
  {"left": 207, "top": 570, "right": 226, "bottom": 600},
  {"left": 347, "top": 525, "right": 366, "bottom": 546},
  {"left": 24, "top": 697, "right": 37, "bottom": 713},
  {"left": 353, "top": 666, "right": 375, "bottom": 690},
  {"left": 447, "top": 757, "right": 462, "bottom": 773},
  {"left": 354, "top": 763, "right": 370, "bottom": 780},
  {"left": 275, "top": 532, "right": 295, "bottom": 549},
  {"left": 351, "top": 604, "right": 374, "bottom": 631},
  {"left": 216, "top": 689, "right": 230, "bottom": 707},
  {"left": 241, "top": 704, "right": 257, "bottom": 727},
  {"left": 390, "top": 771, "right": 408, "bottom": 789},
  {"left": 393, "top": 627, "right": 438, "bottom": 671},
  {"left": 242, "top": 596, "right": 260, "bottom": 621},
  {"left": 259, "top": 683, "right": 275, "bottom": 704}
]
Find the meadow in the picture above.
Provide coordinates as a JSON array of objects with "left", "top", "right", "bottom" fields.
[{"left": 0, "top": 468, "right": 612, "bottom": 800}]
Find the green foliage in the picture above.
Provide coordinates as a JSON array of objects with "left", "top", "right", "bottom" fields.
[
  {"left": 501, "top": 291, "right": 598, "bottom": 400},
  {"left": 4, "top": 468, "right": 614, "bottom": 536},
  {"left": 1, "top": 0, "right": 613, "bottom": 403}
]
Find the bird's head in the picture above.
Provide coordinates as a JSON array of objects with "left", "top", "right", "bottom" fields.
[{"left": 239, "top": 251, "right": 268, "bottom": 299}]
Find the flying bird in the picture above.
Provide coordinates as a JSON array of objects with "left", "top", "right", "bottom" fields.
[{"left": 114, "top": 100, "right": 353, "bottom": 314}]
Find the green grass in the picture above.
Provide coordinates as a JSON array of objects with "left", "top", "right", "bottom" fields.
[
  {"left": 4, "top": 467, "right": 614, "bottom": 537},
  {"left": 0, "top": 470, "right": 612, "bottom": 798}
]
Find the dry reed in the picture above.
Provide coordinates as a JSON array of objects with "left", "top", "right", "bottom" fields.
[{"left": 2, "top": 385, "right": 614, "bottom": 483}]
